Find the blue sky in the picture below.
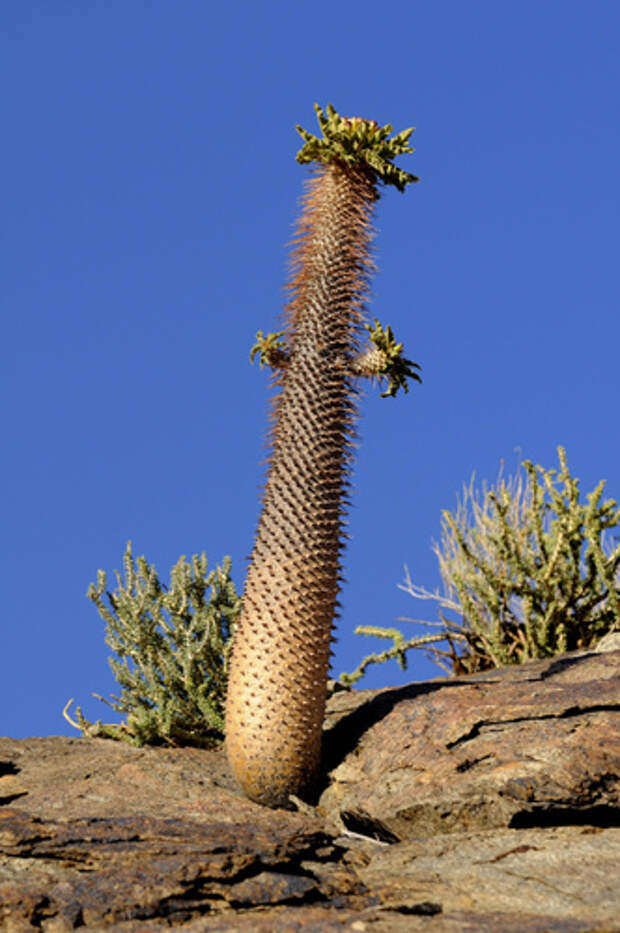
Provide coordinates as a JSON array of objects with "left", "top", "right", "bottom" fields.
[{"left": 3, "top": 1, "right": 619, "bottom": 739}]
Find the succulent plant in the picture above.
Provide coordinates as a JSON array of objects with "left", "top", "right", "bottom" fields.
[{"left": 225, "top": 104, "right": 420, "bottom": 807}]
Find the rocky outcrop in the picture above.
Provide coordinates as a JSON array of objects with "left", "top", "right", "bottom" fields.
[
  {"left": 320, "top": 647, "right": 619, "bottom": 839},
  {"left": 1, "top": 649, "right": 618, "bottom": 931}
]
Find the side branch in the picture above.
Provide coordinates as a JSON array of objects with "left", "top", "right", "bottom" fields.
[
  {"left": 250, "top": 330, "right": 290, "bottom": 370},
  {"left": 352, "top": 319, "right": 422, "bottom": 398}
]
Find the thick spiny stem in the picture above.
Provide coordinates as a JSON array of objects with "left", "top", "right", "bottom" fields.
[
  {"left": 225, "top": 104, "right": 417, "bottom": 808},
  {"left": 226, "top": 164, "right": 375, "bottom": 806}
]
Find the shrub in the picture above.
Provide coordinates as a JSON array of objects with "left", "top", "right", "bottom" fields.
[
  {"left": 341, "top": 447, "right": 620, "bottom": 684},
  {"left": 64, "top": 542, "right": 240, "bottom": 746}
]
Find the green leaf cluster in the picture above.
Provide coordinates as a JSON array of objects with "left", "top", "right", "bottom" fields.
[
  {"left": 340, "top": 448, "right": 620, "bottom": 683},
  {"left": 296, "top": 103, "right": 419, "bottom": 191},
  {"left": 66, "top": 543, "right": 240, "bottom": 746},
  {"left": 249, "top": 330, "right": 289, "bottom": 369},
  {"left": 364, "top": 318, "right": 422, "bottom": 397}
]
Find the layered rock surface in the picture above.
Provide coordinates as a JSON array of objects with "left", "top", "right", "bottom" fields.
[{"left": 1, "top": 648, "right": 618, "bottom": 931}]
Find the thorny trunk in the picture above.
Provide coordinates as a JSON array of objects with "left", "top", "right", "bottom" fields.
[{"left": 225, "top": 163, "right": 377, "bottom": 807}]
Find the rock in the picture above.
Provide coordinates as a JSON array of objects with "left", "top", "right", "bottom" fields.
[
  {"left": 319, "top": 647, "right": 619, "bottom": 841},
  {"left": 596, "top": 630, "right": 620, "bottom": 652},
  {"left": 1, "top": 649, "right": 618, "bottom": 931}
]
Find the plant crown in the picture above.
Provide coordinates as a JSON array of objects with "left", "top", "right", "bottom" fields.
[{"left": 296, "top": 103, "right": 419, "bottom": 191}]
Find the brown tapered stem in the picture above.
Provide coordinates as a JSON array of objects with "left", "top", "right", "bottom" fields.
[{"left": 225, "top": 162, "right": 377, "bottom": 807}]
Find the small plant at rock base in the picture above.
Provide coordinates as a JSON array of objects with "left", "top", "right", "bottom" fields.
[
  {"left": 65, "top": 543, "right": 240, "bottom": 746},
  {"left": 341, "top": 447, "right": 620, "bottom": 684}
]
